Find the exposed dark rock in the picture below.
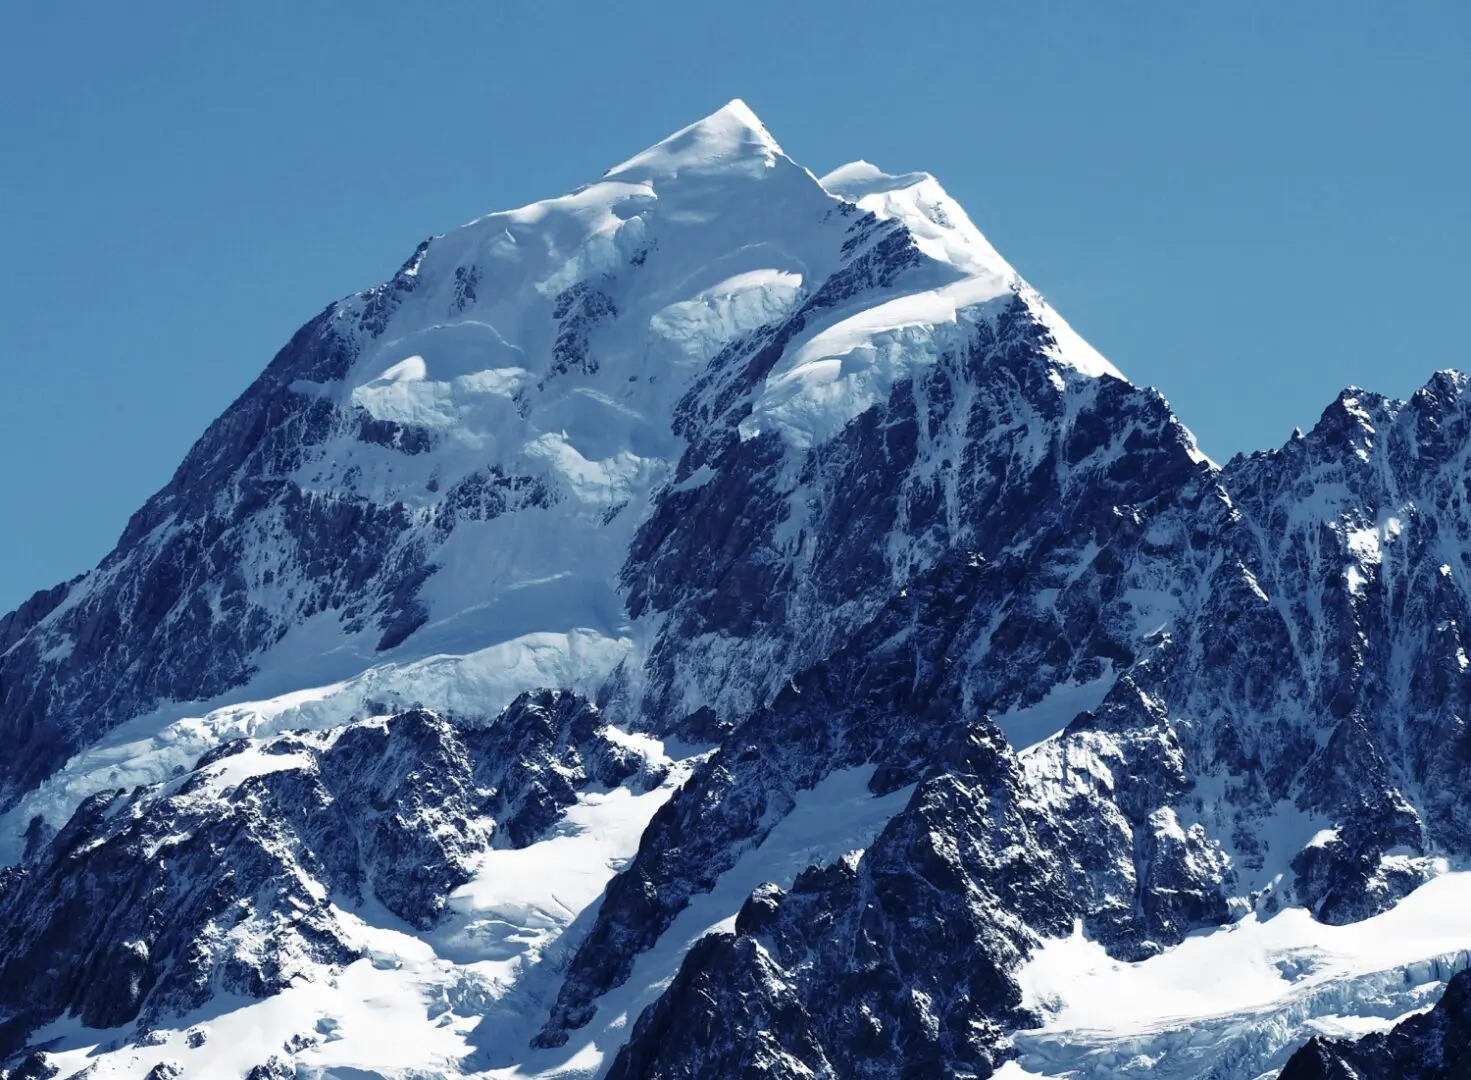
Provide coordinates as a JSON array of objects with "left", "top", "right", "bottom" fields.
[{"left": 0, "top": 691, "right": 636, "bottom": 1056}]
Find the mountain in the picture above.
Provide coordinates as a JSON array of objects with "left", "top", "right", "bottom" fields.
[{"left": 1, "top": 100, "right": 1469, "bottom": 1080}]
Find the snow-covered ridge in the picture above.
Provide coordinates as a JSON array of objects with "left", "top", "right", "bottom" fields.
[
  {"left": 818, "top": 157, "right": 1123, "bottom": 381},
  {"left": 0, "top": 627, "right": 631, "bottom": 863},
  {"left": 820, "top": 159, "right": 1017, "bottom": 282},
  {"left": 604, "top": 98, "right": 783, "bottom": 181}
]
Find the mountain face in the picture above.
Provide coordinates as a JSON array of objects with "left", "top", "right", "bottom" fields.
[{"left": 1, "top": 101, "right": 1469, "bottom": 1080}]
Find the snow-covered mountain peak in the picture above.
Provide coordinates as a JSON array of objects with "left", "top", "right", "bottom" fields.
[
  {"left": 8, "top": 103, "right": 1471, "bottom": 1080},
  {"left": 0, "top": 101, "right": 1148, "bottom": 839},
  {"left": 1424, "top": 367, "right": 1470, "bottom": 395},
  {"left": 604, "top": 97, "right": 784, "bottom": 182},
  {"left": 331, "top": 108, "right": 1128, "bottom": 467},
  {"left": 820, "top": 158, "right": 1012, "bottom": 279},
  {"left": 816, "top": 157, "right": 1125, "bottom": 389},
  {"left": 820, "top": 159, "right": 931, "bottom": 197}
]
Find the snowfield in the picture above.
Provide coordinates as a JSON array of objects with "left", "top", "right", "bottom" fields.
[{"left": 1013, "top": 870, "right": 1471, "bottom": 1079}]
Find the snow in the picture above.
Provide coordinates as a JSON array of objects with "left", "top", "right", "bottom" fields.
[
  {"left": 994, "top": 673, "right": 1117, "bottom": 752},
  {"left": 439, "top": 781, "right": 678, "bottom": 972},
  {"left": 1346, "top": 523, "right": 1386, "bottom": 564},
  {"left": 31, "top": 742, "right": 688, "bottom": 1080},
  {"left": 647, "top": 268, "right": 804, "bottom": 366},
  {"left": 7, "top": 697, "right": 924, "bottom": 1079},
  {"left": 1013, "top": 869, "right": 1471, "bottom": 1079},
  {"left": 820, "top": 160, "right": 930, "bottom": 199},
  {"left": 196, "top": 746, "right": 314, "bottom": 797},
  {"left": 0, "top": 628, "right": 632, "bottom": 862},
  {"left": 604, "top": 99, "right": 782, "bottom": 182},
  {"left": 39, "top": 636, "right": 74, "bottom": 663},
  {"left": 8, "top": 95, "right": 1149, "bottom": 866},
  {"left": 993, "top": 1065, "right": 1055, "bottom": 1080},
  {"left": 27, "top": 762, "right": 914, "bottom": 1080},
  {"left": 741, "top": 159, "right": 1125, "bottom": 450},
  {"left": 1303, "top": 1007, "right": 1430, "bottom": 1038},
  {"left": 819, "top": 160, "right": 1123, "bottom": 392},
  {"left": 821, "top": 160, "right": 1014, "bottom": 279},
  {"left": 35, "top": 949, "right": 473, "bottom": 1080},
  {"left": 349, "top": 348, "right": 532, "bottom": 431},
  {"left": 489, "top": 765, "right": 916, "bottom": 1080},
  {"left": 5, "top": 97, "right": 1146, "bottom": 876},
  {"left": 739, "top": 277, "right": 1011, "bottom": 450}
]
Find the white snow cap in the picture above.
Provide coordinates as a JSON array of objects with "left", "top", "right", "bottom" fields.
[
  {"left": 605, "top": 98, "right": 784, "bottom": 181},
  {"left": 820, "top": 159, "right": 932, "bottom": 198},
  {"left": 731, "top": 139, "right": 1126, "bottom": 448},
  {"left": 820, "top": 159, "right": 1015, "bottom": 280},
  {"left": 819, "top": 158, "right": 1123, "bottom": 383}
]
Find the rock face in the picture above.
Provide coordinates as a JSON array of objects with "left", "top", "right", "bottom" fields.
[
  {"left": 604, "top": 722, "right": 1075, "bottom": 1080},
  {"left": 540, "top": 351, "right": 1471, "bottom": 1071},
  {"left": 2, "top": 101, "right": 1470, "bottom": 1078},
  {"left": 0, "top": 691, "right": 659, "bottom": 1052},
  {"left": 1278, "top": 968, "right": 1471, "bottom": 1079}
]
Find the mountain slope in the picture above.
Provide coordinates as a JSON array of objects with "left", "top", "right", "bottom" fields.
[{"left": 1, "top": 101, "right": 1469, "bottom": 1080}]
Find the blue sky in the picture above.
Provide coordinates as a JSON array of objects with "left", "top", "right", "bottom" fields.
[{"left": 1, "top": 2, "right": 1467, "bottom": 612}]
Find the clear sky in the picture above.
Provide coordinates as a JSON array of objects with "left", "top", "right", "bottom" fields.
[{"left": 1, "top": 2, "right": 1467, "bottom": 613}]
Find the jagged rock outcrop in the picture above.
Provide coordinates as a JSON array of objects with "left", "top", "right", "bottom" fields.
[{"left": 0, "top": 690, "right": 653, "bottom": 1055}]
